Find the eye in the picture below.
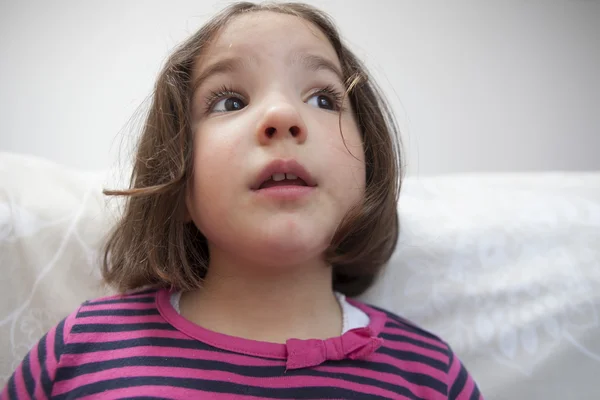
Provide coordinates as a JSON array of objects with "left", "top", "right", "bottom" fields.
[
  {"left": 307, "top": 94, "right": 335, "bottom": 110},
  {"left": 306, "top": 86, "right": 343, "bottom": 111},
  {"left": 212, "top": 96, "right": 246, "bottom": 113},
  {"left": 204, "top": 86, "right": 247, "bottom": 114}
]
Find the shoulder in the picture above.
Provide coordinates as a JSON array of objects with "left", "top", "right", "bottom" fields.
[
  {"left": 355, "top": 302, "right": 485, "bottom": 399},
  {"left": 353, "top": 301, "right": 457, "bottom": 379},
  {"left": 355, "top": 301, "right": 452, "bottom": 356},
  {"left": 70, "top": 287, "right": 162, "bottom": 321},
  {"left": 61, "top": 287, "right": 165, "bottom": 343},
  {"left": 79, "top": 287, "right": 161, "bottom": 309}
]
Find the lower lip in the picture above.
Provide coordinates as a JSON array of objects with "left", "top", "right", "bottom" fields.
[{"left": 253, "top": 185, "right": 316, "bottom": 201}]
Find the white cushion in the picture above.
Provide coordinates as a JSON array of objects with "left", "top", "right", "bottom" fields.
[{"left": 1, "top": 151, "right": 599, "bottom": 399}]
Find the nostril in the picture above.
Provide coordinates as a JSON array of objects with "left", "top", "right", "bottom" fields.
[
  {"left": 265, "top": 127, "right": 276, "bottom": 138},
  {"left": 290, "top": 126, "right": 300, "bottom": 137}
]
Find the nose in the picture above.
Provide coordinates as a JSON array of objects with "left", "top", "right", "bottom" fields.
[{"left": 256, "top": 100, "right": 307, "bottom": 146}]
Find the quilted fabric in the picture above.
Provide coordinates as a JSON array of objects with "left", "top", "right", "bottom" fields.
[{"left": 1, "top": 152, "right": 599, "bottom": 399}]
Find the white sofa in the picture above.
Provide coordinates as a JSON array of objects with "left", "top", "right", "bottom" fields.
[{"left": 2, "top": 152, "right": 599, "bottom": 399}]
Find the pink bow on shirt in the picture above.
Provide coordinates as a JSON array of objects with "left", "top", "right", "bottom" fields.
[{"left": 285, "top": 327, "right": 383, "bottom": 370}]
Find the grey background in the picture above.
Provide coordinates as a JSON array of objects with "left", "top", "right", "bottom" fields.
[{"left": 1, "top": 0, "right": 599, "bottom": 176}]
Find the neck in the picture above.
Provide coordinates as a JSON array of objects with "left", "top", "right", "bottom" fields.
[{"left": 179, "top": 248, "right": 343, "bottom": 343}]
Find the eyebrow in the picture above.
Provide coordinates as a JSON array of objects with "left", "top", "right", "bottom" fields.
[
  {"left": 290, "top": 52, "right": 344, "bottom": 84},
  {"left": 192, "top": 52, "right": 344, "bottom": 93},
  {"left": 192, "top": 56, "right": 254, "bottom": 93}
]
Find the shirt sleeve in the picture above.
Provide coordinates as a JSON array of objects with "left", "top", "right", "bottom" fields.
[
  {"left": 1, "top": 316, "right": 69, "bottom": 400},
  {"left": 446, "top": 344, "right": 484, "bottom": 400}
]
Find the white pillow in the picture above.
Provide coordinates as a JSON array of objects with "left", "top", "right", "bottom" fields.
[
  {"left": 0, "top": 153, "right": 113, "bottom": 378},
  {"left": 1, "top": 152, "right": 600, "bottom": 399},
  {"left": 362, "top": 172, "right": 600, "bottom": 399}
]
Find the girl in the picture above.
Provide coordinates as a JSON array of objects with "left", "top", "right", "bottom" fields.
[{"left": 2, "top": 2, "right": 483, "bottom": 399}]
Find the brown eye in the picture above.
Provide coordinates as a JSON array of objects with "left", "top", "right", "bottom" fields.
[
  {"left": 212, "top": 96, "right": 246, "bottom": 112},
  {"left": 307, "top": 94, "right": 335, "bottom": 110}
]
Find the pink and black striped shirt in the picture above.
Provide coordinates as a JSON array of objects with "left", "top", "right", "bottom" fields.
[{"left": 2, "top": 288, "right": 483, "bottom": 399}]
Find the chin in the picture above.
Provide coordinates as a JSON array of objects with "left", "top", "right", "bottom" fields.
[
  {"left": 246, "top": 221, "right": 332, "bottom": 265},
  {"left": 256, "top": 240, "right": 326, "bottom": 264}
]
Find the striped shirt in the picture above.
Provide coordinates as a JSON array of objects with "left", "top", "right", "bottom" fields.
[{"left": 1, "top": 288, "right": 483, "bottom": 399}]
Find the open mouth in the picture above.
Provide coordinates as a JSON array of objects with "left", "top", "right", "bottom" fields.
[
  {"left": 251, "top": 159, "right": 317, "bottom": 191},
  {"left": 258, "top": 173, "right": 308, "bottom": 189}
]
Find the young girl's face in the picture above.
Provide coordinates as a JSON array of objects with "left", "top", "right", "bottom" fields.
[{"left": 186, "top": 11, "right": 365, "bottom": 268}]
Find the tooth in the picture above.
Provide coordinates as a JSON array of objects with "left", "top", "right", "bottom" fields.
[
  {"left": 272, "top": 173, "right": 285, "bottom": 182},
  {"left": 286, "top": 173, "right": 297, "bottom": 180}
]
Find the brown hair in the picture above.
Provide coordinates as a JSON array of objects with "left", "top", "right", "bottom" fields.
[{"left": 102, "top": 1, "right": 403, "bottom": 297}]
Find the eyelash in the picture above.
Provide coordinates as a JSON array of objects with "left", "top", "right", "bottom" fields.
[
  {"left": 202, "top": 84, "right": 346, "bottom": 114},
  {"left": 313, "top": 84, "right": 345, "bottom": 112},
  {"left": 203, "top": 85, "right": 244, "bottom": 114}
]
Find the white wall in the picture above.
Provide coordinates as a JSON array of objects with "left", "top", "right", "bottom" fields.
[{"left": 1, "top": 0, "right": 599, "bottom": 176}]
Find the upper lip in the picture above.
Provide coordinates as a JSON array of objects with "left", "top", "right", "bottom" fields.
[{"left": 251, "top": 159, "right": 317, "bottom": 190}]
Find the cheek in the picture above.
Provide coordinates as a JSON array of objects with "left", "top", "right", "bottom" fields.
[
  {"left": 315, "top": 118, "right": 366, "bottom": 225},
  {"left": 186, "top": 127, "right": 245, "bottom": 223},
  {"left": 327, "top": 118, "right": 366, "bottom": 192},
  {"left": 192, "top": 118, "right": 248, "bottom": 178},
  {"left": 194, "top": 127, "right": 241, "bottom": 169}
]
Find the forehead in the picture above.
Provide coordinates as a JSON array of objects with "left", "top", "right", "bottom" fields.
[{"left": 203, "top": 11, "right": 339, "bottom": 64}]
